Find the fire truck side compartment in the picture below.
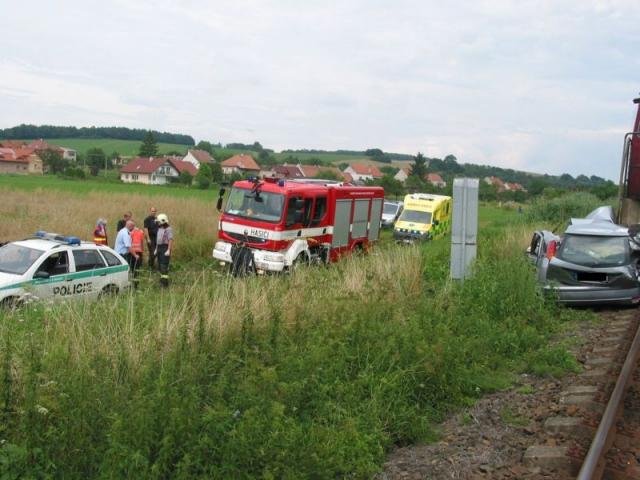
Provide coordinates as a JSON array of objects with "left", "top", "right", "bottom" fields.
[
  {"left": 368, "top": 199, "right": 383, "bottom": 241},
  {"left": 352, "top": 199, "right": 370, "bottom": 238},
  {"left": 332, "top": 200, "right": 352, "bottom": 247}
]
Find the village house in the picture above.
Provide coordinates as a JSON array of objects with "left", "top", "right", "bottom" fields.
[
  {"left": 120, "top": 156, "right": 198, "bottom": 185},
  {"left": 342, "top": 163, "right": 383, "bottom": 183},
  {"left": 425, "top": 173, "right": 447, "bottom": 188},
  {"left": 27, "top": 139, "right": 77, "bottom": 162},
  {"left": 484, "top": 176, "right": 507, "bottom": 192},
  {"left": 183, "top": 149, "right": 214, "bottom": 168},
  {"left": 505, "top": 182, "right": 527, "bottom": 192},
  {"left": 0, "top": 147, "right": 44, "bottom": 175},
  {"left": 268, "top": 165, "right": 305, "bottom": 179},
  {"left": 221, "top": 154, "right": 261, "bottom": 175},
  {"left": 394, "top": 167, "right": 410, "bottom": 183}
]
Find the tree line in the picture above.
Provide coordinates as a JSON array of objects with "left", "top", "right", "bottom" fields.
[{"left": 0, "top": 124, "right": 195, "bottom": 146}]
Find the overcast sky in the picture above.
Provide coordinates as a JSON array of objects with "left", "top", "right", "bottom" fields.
[{"left": 1, "top": 1, "right": 639, "bottom": 180}]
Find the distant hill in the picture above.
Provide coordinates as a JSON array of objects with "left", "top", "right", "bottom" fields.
[
  {"left": 0, "top": 124, "right": 195, "bottom": 146},
  {"left": 7, "top": 138, "right": 189, "bottom": 157}
]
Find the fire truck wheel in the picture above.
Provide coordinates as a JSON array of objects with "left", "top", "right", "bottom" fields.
[{"left": 288, "top": 253, "right": 309, "bottom": 273}]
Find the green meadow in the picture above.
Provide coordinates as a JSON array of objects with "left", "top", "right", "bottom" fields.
[{"left": 0, "top": 177, "right": 592, "bottom": 478}]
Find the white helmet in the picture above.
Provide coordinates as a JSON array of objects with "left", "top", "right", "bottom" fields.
[{"left": 156, "top": 213, "right": 169, "bottom": 225}]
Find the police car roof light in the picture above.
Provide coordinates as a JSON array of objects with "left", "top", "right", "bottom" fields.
[{"left": 34, "top": 231, "right": 81, "bottom": 246}]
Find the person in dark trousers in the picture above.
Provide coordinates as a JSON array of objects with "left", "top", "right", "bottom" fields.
[
  {"left": 116, "top": 211, "right": 132, "bottom": 234},
  {"left": 115, "top": 220, "right": 139, "bottom": 282},
  {"left": 155, "top": 213, "right": 173, "bottom": 287},
  {"left": 143, "top": 207, "right": 158, "bottom": 269}
]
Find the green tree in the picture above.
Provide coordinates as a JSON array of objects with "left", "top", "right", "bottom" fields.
[
  {"left": 380, "top": 165, "right": 399, "bottom": 176},
  {"left": 409, "top": 152, "right": 428, "bottom": 179},
  {"left": 39, "top": 149, "right": 68, "bottom": 174},
  {"left": 479, "top": 181, "right": 498, "bottom": 201},
  {"left": 139, "top": 131, "right": 159, "bottom": 157},
  {"left": 377, "top": 174, "right": 404, "bottom": 199},
  {"left": 178, "top": 171, "right": 193, "bottom": 185},
  {"left": 195, "top": 164, "right": 213, "bottom": 189},
  {"left": 258, "top": 150, "right": 277, "bottom": 167},
  {"left": 210, "top": 163, "right": 223, "bottom": 183},
  {"left": 195, "top": 141, "right": 214, "bottom": 154},
  {"left": 86, "top": 147, "right": 107, "bottom": 175},
  {"left": 528, "top": 178, "right": 549, "bottom": 196},
  {"left": 405, "top": 174, "right": 426, "bottom": 193}
]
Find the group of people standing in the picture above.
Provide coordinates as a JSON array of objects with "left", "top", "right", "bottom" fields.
[{"left": 92, "top": 207, "right": 173, "bottom": 287}]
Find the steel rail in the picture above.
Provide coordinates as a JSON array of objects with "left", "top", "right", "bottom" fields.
[{"left": 576, "top": 318, "right": 640, "bottom": 480}]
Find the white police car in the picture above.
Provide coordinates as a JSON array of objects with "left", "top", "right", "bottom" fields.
[{"left": 0, "top": 231, "right": 130, "bottom": 308}]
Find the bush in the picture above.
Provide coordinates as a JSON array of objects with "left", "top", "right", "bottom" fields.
[
  {"left": 525, "top": 191, "right": 604, "bottom": 224},
  {"left": 60, "top": 166, "right": 86, "bottom": 179}
]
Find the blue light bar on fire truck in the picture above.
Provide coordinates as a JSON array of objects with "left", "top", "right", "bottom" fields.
[{"left": 34, "top": 231, "right": 81, "bottom": 246}]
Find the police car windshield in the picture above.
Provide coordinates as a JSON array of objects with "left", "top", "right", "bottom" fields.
[
  {"left": 225, "top": 187, "right": 285, "bottom": 223},
  {"left": 0, "top": 244, "right": 44, "bottom": 275},
  {"left": 399, "top": 209, "right": 432, "bottom": 224}
]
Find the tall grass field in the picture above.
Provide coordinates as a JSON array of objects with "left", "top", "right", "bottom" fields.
[{"left": 0, "top": 183, "right": 590, "bottom": 478}]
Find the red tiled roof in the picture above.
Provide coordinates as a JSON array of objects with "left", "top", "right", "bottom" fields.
[
  {"left": 0, "top": 140, "right": 27, "bottom": 149},
  {"left": 27, "top": 139, "right": 63, "bottom": 152},
  {"left": 120, "top": 157, "right": 168, "bottom": 174},
  {"left": 426, "top": 173, "right": 444, "bottom": 183},
  {"left": 188, "top": 149, "right": 213, "bottom": 164},
  {"left": 347, "top": 163, "right": 383, "bottom": 177},
  {"left": 298, "top": 165, "right": 320, "bottom": 177},
  {"left": 169, "top": 158, "right": 198, "bottom": 176},
  {"left": 221, "top": 154, "right": 260, "bottom": 171},
  {"left": 0, "top": 147, "right": 38, "bottom": 163},
  {"left": 274, "top": 165, "right": 304, "bottom": 178},
  {"left": 342, "top": 172, "right": 354, "bottom": 183}
]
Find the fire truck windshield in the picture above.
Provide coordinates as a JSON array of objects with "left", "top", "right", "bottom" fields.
[{"left": 224, "top": 187, "right": 285, "bottom": 223}]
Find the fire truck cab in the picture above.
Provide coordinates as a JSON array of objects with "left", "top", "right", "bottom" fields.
[{"left": 213, "top": 178, "right": 385, "bottom": 273}]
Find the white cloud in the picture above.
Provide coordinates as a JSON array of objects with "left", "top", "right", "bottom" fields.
[{"left": 0, "top": 0, "right": 639, "bottom": 180}]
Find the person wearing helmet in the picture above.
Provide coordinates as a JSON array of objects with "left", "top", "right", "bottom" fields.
[{"left": 154, "top": 213, "right": 173, "bottom": 287}]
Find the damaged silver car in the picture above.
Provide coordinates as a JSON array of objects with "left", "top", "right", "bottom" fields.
[{"left": 527, "top": 206, "right": 640, "bottom": 306}]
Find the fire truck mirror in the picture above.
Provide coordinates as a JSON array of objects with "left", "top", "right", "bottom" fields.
[{"left": 216, "top": 197, "right": 224, "bottom": 212}]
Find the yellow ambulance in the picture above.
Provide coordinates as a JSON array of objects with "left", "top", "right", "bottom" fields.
[{"left": 393, "top": 193, "right": 452, "bottom": 242}]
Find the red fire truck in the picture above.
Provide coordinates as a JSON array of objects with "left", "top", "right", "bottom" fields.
[{"left": 213, "top": 178, "right": 385, "bottom": 274}]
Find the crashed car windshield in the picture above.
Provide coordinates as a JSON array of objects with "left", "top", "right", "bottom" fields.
[{"left": 556, "top": 234, "right": 629, "bottom": 268}]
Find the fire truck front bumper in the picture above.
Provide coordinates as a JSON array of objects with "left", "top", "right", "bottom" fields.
[
  {"left": 213, "top": 241, "right": 233, "bottom": 263},
  {"left": 213, "top": 241, "right": 286, "bottom": 272}
]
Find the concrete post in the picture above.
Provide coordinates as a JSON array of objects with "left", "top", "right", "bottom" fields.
[{"left": 450, "top": 178, "right": 479, "bottom": 280}]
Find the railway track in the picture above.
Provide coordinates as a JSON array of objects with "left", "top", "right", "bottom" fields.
[
  {"left": 576, "top": 313, "right": 640, "bottom": 480},
  {"left": 525, "top": 310, "right": 640, "bottom": 479}
]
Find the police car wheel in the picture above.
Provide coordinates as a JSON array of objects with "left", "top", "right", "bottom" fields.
[
  {"left": 99, "top": 284, "right": 119, "bottom": 299},
  {"left": 0, "top": 296, "right": 22, "bottom": 311}
]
